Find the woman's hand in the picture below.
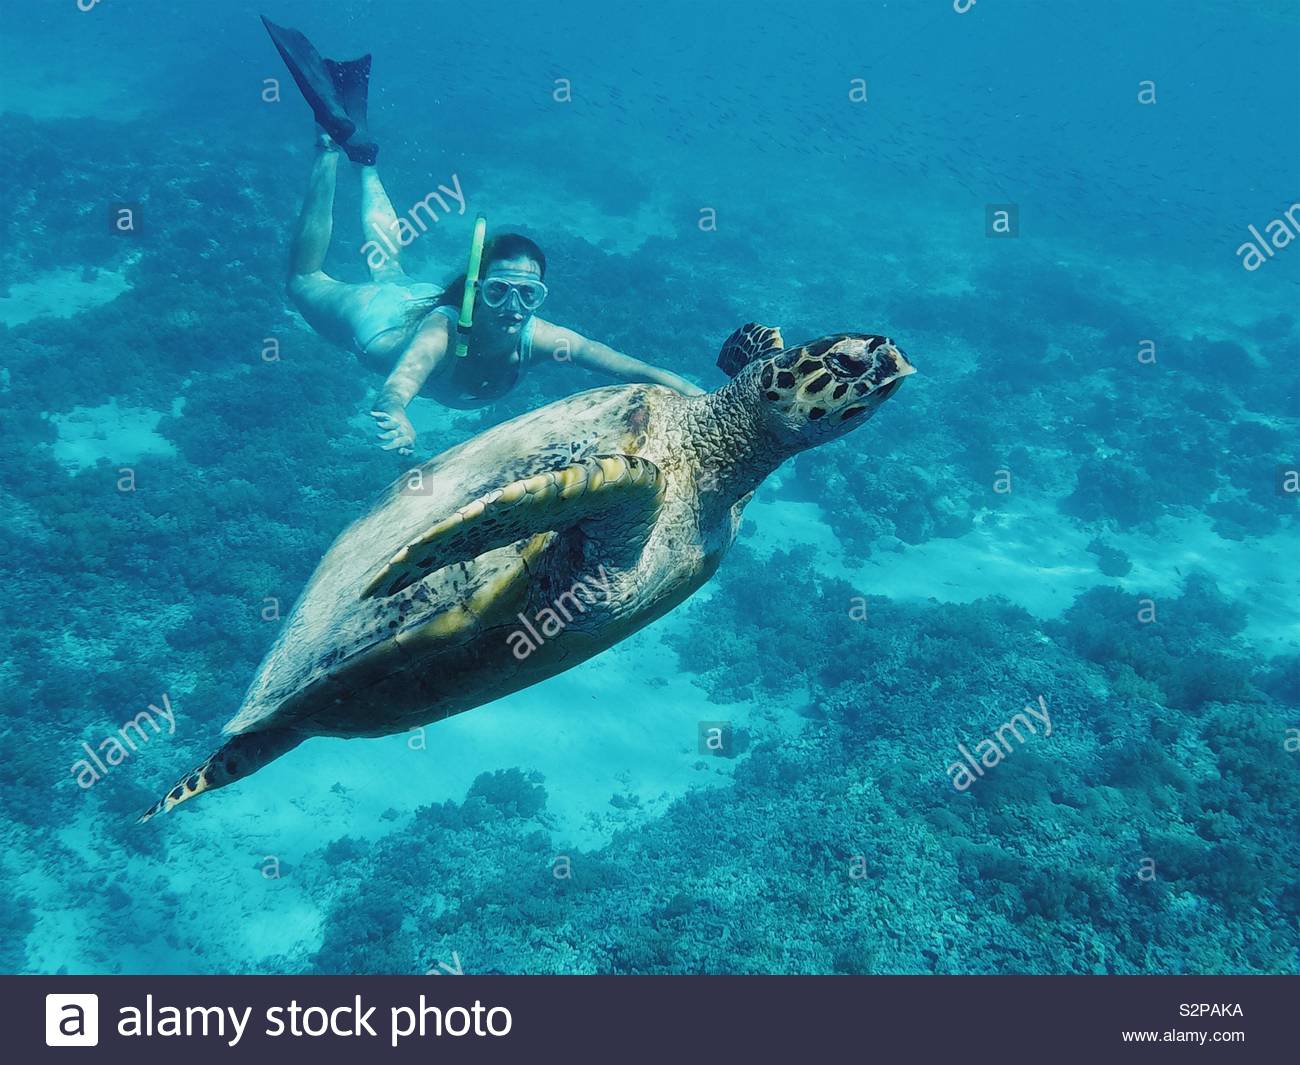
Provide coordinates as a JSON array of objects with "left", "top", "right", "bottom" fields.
[{"left": 369, "top": 408, "right": 416, "bottom": 455}]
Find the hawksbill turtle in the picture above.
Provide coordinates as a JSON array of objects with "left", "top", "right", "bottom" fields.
[{"left": 139, "top": 324, "right": 915, "bottom": 820}]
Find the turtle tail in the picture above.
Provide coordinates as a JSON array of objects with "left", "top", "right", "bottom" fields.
[{"left": 136, "top": 728, "right": 303, "bottom": 824}]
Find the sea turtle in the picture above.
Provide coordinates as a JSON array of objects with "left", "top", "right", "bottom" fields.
[{"left": 139, "top": 324, "right": 915, "bottom": 820}]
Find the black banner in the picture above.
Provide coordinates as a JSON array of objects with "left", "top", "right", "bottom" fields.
[{"left": 17, "top": 975, "right": 1295, "bottom": 1061}]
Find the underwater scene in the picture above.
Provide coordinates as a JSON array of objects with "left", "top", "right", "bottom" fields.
[{"left": 1, "top": 0, "right": 1297, "bottom": 977}]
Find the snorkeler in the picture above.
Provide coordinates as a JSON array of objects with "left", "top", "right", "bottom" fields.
[{"left": 262, "top": 17, "right": 704, "bottom": 456}]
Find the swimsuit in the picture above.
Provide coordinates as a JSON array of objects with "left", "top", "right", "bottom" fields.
[
  {"left": 355, "top": 281, "right": 443, "bottom": 357},
  {"left": 429, "top": 303, "right": 537, "bottom": 399}
]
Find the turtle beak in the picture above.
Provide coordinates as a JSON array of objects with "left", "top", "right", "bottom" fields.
[
  {"left": 873, "top": 350, "right": 916, "bottom": 394},
  {"left": 868, "top": 364, "right": 912, "bottom": 409},
  {"left": 840, "top": 349, "right": 915, "bottom": 425}
]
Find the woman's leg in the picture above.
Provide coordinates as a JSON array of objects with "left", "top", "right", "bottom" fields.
[
  {"left": 285, "top": 141, "right": 396, "bottom": 360},
  {"left": 358, "top": 165, "right": 410, "bottom": 282},
  {"left": 289, "top": 139, "right": 341, "bottom": 276}
]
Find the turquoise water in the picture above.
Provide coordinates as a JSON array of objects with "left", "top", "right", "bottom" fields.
[{"left": 1, "top": 0, "right": 1296, "bottom": 975}]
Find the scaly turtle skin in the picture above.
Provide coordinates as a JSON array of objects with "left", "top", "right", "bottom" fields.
[{"left": 140, "top": 325, "right": 915, "bottom": 820}]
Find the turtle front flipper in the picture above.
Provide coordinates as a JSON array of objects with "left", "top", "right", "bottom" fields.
[
  {"left": 717, "top": 322, "right": 784, "bottom": 376},
  {"left": 363, "top": 454, "right": 665, "bottom": 600}
]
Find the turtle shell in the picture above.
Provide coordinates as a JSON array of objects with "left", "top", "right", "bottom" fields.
[{"left": 223, "top": 383, "right": 662, "bottom": 739}]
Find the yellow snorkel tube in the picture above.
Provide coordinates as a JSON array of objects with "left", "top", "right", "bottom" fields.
[{"left": 455, "top": 215, "right": 487, "bottom": 358}]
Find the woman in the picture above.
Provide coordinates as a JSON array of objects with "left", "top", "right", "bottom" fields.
[{"left": 263, "top": 17, "right": 704, "bottom": 456}]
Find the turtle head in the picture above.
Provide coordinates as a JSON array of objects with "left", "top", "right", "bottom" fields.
[{"left": 745, "top": 333, "right": 915, "bottom": 449}]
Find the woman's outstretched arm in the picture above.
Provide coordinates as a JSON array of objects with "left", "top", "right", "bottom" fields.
[
  {"left": 369, "top": 319, "right": 451, "bottom": 453},
  {"left": 531, "top": 320, "right": 706, "bottom": 396}
]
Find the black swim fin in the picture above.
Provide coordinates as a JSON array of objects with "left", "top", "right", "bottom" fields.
[
  {"left": 324, "top": 55, "right": 378, "bottom": 165},
  {"left": 261, "top": 16, "right": 379, "bottom": 164}
]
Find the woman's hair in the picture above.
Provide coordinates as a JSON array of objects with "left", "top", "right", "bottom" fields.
[{"left": 406, "top": 233, "right": 547, "bottom": 327}]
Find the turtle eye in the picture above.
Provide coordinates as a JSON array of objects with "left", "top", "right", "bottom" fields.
[{"left": 828, "top": 351, "right": 867, "bottom": 378}]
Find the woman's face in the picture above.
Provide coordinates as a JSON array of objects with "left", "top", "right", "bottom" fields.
[{"left": 478, "top": 256, "right": 545, "bottom": 336}]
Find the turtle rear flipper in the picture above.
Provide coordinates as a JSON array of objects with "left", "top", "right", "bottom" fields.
[
  {"left": 137, "top": 727, "right": 303, "bottom": 823},
  {"left": 363, "top": 454, "right": 665, "bottom": 599}
]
